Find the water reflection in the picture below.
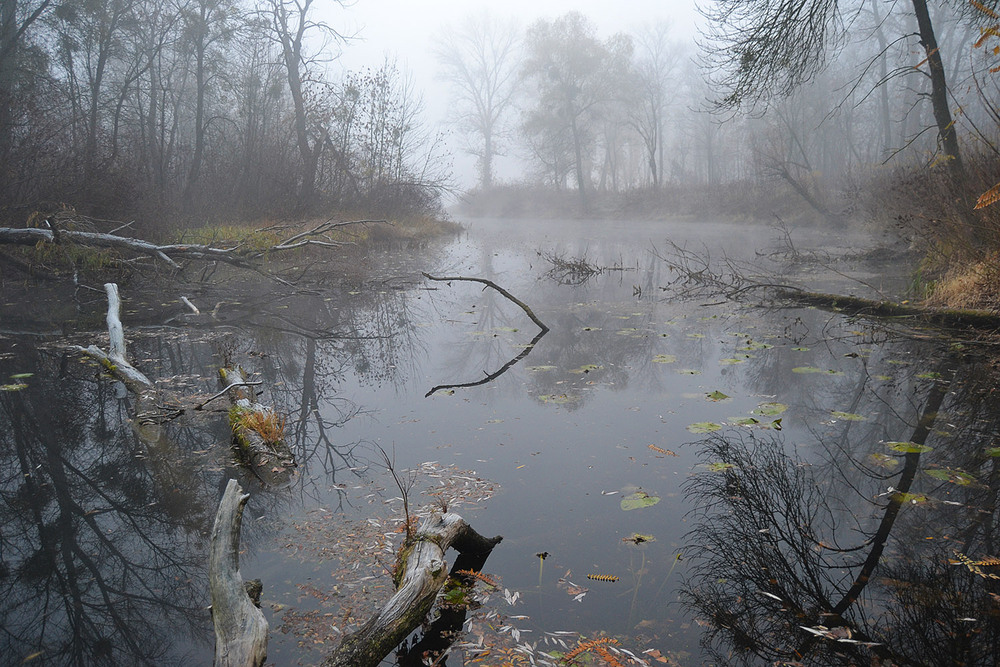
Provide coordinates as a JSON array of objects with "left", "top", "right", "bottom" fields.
[{"left": 682, "top": 344, "right": 1000, "bottom": 665}]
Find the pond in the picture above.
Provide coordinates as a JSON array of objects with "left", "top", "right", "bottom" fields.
[{"left": 1, "top": 217, "right": 998, "bottom": 666}]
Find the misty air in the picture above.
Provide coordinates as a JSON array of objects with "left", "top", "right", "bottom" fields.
[{"left": 2, "top": 0, "right": 1000, "bottom": 665}]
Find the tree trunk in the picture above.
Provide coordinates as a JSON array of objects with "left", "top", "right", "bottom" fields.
[{"left": 910, "top": 0, "right": 965, "bottom": 187}]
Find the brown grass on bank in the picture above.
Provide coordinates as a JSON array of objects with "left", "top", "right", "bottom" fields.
[{"left": 924, "top": 252, "right": 1000, "bottom": 311}]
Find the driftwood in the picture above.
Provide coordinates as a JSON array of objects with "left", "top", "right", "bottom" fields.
[
  {"left": 776, "top": 289, "right": 1000, "bottom": 330},
  {"left": 218, "top": 366, "right": 295, "bottom": 485},
  {"left": 0, "top": 218, "right": 383, "bottom": 274},
  {"left": 210, "top": 479, "right": 268, "bottom": 667},
  {"left": 73, "top": 283, "right": 157, "bottom": 397},
  {"left": 323, "top": 513, "right": 502, "bottom": 667},
  {"left": 422, "top": 273, "right": 549, "bottom": 333}
]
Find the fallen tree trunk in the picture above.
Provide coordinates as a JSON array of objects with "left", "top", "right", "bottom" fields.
[
  {"left": 210, "top": 479, "right": 268, "bottom": 667},
  {"left": 776, "top": 288, "right": 1000, "bottom": 330},
  {"left": 73, "top": 283, "right": 157, "bottom": 399},
  {"left": 323, "top": 513, "right": 502, "bottom": 667},
  {"left": 218, "top": 366, "right": 295, "bottom": 485}
]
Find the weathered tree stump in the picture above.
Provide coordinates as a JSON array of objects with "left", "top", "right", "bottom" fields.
[
  {"left": 209, "top": 479, "right": 268, "bottom": 667},
  {"left": 323, "top": 513, "right": 502, "bottom": 667}
]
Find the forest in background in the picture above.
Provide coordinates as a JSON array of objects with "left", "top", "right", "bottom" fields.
[
  {"left": 0, "top": 0, "right": 450, "bottom": 231},
  {"left": 443, "top": 5, "right": 1000, "bottom": 249}
]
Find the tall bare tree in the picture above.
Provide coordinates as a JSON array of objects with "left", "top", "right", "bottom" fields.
[{"left": 435, "top": 12, "right": 521, "bottom": 190}]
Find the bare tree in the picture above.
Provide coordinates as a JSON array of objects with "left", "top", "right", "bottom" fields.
[
  {"left": 435, "top": 11, "right": 521, "bottom": 190},
  {"left": 628, "top": 21, "right": 677, "bottom": 188}
]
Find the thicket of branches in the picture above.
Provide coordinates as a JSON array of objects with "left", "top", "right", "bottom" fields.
[{"left": 0, "top": 0, "right": 449, "bottom": 230}]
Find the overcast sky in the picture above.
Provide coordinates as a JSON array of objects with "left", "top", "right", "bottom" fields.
[{"left": 324, "top": 0, "right": 703, "bottom": 191}]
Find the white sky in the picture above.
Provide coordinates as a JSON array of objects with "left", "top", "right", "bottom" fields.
[{"left": 323, "top": 0, "right": 703, "bottom": 191}]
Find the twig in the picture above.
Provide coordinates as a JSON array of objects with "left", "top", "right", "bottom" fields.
[{"left": 195, "top": 381, "right": 264, "bottom": 410}]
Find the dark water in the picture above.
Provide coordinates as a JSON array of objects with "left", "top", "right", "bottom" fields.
[{"left": 1, "top": 218, "right": 998, "bottom": 666}]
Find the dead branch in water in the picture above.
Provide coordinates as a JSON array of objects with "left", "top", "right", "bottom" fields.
[
  {"left": 323, "top": 513, "right": 502, "bottom": 667},
  {"left": 537, "top": 249, "right": 636, "bottom": 285},
  {"left": 421, "top": 273, "right": 549, "bottom": 333}
]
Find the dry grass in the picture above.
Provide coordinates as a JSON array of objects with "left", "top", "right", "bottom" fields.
[
  {"left": 235, "top": 409, "right": 286, "bottom": 444},
  {"left": 924, "top": 252, "right": 1000, "bottom": 311}
]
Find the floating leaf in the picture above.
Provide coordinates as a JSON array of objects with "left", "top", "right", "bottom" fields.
[
  {"left": 687, "top": 422, "right": 722, "bottom": 434},
  {"left": 527, "top": 365, "right": 557, "bottom": 372},
  {"left": 873, "top": 375, "right": 893, "bottom": 381},
  {"left": 704, "top": 461, "right": 735, "bottom": 472},
  {"left": 539, "top": 394, "right": 577, "bottom": 405},
  {"left": 494, "top": 327, "right": 519, "bottom": 333},
  {"left": 706, "top": 390, "right": 730, "bottom": 401},
  {"left": 686, "top": 333, "right": 705, "bottom": 339},
  {"left": 868, "top": 453, "right": 900, "bottom": 469},
  {"left": 623, "top": 533, "right": 655, "bottom": 544},
  {"left": 985, "top": 447, "right": 1000, "bottom": 457},
  {"left": 569, "top": 364, "right": 602, "bottom": 374},
  {"left": 791, "top": 347, "right": 810, "bottom": 352},
  {"left": 719, "top": 357, "right": 748, "bottom": 365},
  {"left": 886, "top": 441, "right": 933, "bottom": 454},
  {"left": 729, "top": 416, "right": 761, "bottom": 427},
  {"left": 676, "top": 369, "right": 701, "bottom": 375},
  {"left": 738, "top": 341, "right": 773, "bottom": 351},
  {"left": 753, "top": 402, "right": 787, "bottom": 416},
  {"left": 652, "top": 354, "right": 677, "bottom": 364},
  {"left": 621, "top": 491, "right": 661, "bottom": 511},
  {"left": 917, "top": 371, "right": 943, "bottom": 380},
  {"left": 886, "top": 359, "right": 911, "bottom": 366},
  {"left": 891, "top": 491, "right": 929, "bottom": 504},
  {"left": 831, "top": 411, "right": 866, "bottom": 421},
  {"left": 925, "top": 468, "right": 976, "bottom": 486},
  {"left": 0, "top": 383, "right": 28, "bottom": 392},
  {"left": 792, "top": 366, "right": 843, "bottom": 375},
  {"left": 9, "top": 373, "right": 33, "bottom": 379}
]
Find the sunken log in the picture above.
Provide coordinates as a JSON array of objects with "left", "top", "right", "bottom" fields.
[
  {"left": 209, "top": 479, "right": 268, "bottom": 667},
  {"left": 218, "top": 366, "right": 295, "bottom": 483},
  {"left": 323, "top": 513, "right": 502, "bottom": 667}
]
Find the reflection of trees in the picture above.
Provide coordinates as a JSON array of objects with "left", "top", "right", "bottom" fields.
[
  {"left": 0, "top": 348, "right": 210, "bottom": 665},
  {"left": 680, "top": 365, "right": 978, "bottom": 665}
]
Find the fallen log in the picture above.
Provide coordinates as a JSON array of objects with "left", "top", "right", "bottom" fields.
[
  {"left": 210, "top": 479, "right": 268, "bottom": 667},
  {"left": 73, "top": 283, "right": 157, "bottom": 398},
  {"left": 323, "top": 513, "right": 502, "bottom": 667},
  {"left": 776, "top": 288, "right": 1000, "bottom": 331},
  {"left": 218, "top": 366, "right": 295, "bottom": 485}
]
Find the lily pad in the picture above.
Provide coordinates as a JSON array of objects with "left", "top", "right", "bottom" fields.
[
  {"left": 569, "top": 364, "right": 602, "bottom": 374},
  {"left": 868, "top": 453, "right": 900, "bottom": 469},
  {"left": 9, "top": 373, "right": 33, "bottom": 379},
  {"left": 686, "top": 333, "right": 705, "bottom": 339},
  {"left": 985, "top": 447, "right": 1000, "bottom": 457},
  {"left": 527, "top": 365, "right": 557, "bottom": 372},
  {"left": 916, "top": 371, "right": 943, "bottom": 380},
  {"left": 652, "top": 354, "right": 677, "bottom": 364},
  {"left": 753, "top": 402, "right": 787, "bottom": 416},
  {"left": 539, "top": 394, "right": 577, "bottom": 405},
  {"left": 706, "top": 390, "right": 730, "bottom": 401},
  {"left": 891, "top": 491, "right": 929, "bottom": 504},
  {"left": 621, "top": 491, "right": 661, "bottom": 511},
  {"left": 873, "top": 375, "right": 893, "bottom": 381},
  {"left": 704, "top": 461, "right": 735, "bottom": 472},
  {"left": 791, "top": 347, "right": 810, "bottom": 352},
  {"left": 886, "top": 441, "right": 933, "bottom": 454},
  {"left": 719, "top": 357, "right": 748, "bottom": 365},
  {"left": 0, "top": 383, "right": 27, "bottom": 392},
  {"left": 676, "top": 369, "right": 701, "bottom": 375},
  {"left": 687, "top": 422, "right": 723, "bottom": 434},
  {"left": 729, "top": 416, "right": 761, "bottom": 427},
  {"left": 924, "top": 468, "right": 976, "bottom": 486},
  {"left": 623, "top": 533, "right": 656, "bottom": 544},
  {"left": 792, "top": 366, "right": 844, "bottom": 375},
  {"left": 830, "top": 411, "right": 866, "bottom": 421}
]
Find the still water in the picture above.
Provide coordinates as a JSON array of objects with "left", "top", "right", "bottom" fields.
[{"left": 1, "top": 218, "right": 997, "bottom": 666}]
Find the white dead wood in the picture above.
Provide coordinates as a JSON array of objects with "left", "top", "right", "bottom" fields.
[{"left": 210, "top": 479, "right": 268, "bottom": 667}]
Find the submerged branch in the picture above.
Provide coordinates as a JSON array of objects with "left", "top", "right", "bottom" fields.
[{"left": 778, "top": 289, "right": 1000, "bottom": 330}]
